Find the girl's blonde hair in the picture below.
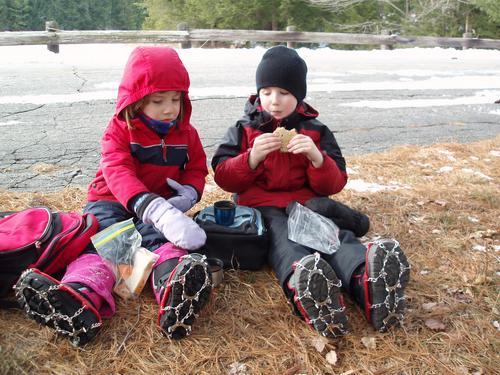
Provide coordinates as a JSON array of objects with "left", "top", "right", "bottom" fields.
[
  {"left": 123, "top": 98, "right": 145, "bottom": 129},
  {"left": 122, "top": 92, "right": 185, "bottom": 129}
]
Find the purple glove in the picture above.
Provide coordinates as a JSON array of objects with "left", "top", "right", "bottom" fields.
[
  {"left": 166, "top": 178, "right": 198, "bottom": 212},
  {"left": 142, "top": 197, "right": 206, "bottom": 250}
]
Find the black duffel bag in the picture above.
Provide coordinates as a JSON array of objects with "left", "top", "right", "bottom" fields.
[{"left": 193, "top": 204, "right": 269, "bottom": 270}]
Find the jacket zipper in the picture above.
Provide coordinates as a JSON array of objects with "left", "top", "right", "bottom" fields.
[{"left": 161, "top": 139, "right": 167, "bottom": 162}]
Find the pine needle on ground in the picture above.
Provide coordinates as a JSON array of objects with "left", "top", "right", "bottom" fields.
[{"left": 1, "top": 136, "right": 498, "bottom": 375}]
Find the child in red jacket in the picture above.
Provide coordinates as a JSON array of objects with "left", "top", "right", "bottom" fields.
[
  {"left": 212, "top": 46, "right": 410, "bottom": 338},
  {"left": 15, "top": 47, "right": 212, "bottom": 346}
]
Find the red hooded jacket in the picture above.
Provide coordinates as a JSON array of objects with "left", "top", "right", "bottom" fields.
[
  {"left": 211, "top": 96, "right": 347, "bottom": 208},
  {"left": 87, "top": 47, "right": 208, "bottom": 209}
]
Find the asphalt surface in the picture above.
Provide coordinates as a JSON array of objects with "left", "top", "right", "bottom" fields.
[{"left": 1, "top": 45, "right": 499, "bottom": 191}]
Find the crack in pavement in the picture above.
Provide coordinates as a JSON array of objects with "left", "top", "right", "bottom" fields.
[
  {"left": 10, "top": 130, "right": 49, "bottom": 155},
  {"left": 72, "top": 67, "right": 88, "bottom": 93},
  {"left": 1, "top": 105, "right": 45, "bottom": 118},
  {"left": 65, "top": 169, "right": 83, "bottom": 187},
  {"left": 8, "top": 173, "right": 40, "bottom": 189}
]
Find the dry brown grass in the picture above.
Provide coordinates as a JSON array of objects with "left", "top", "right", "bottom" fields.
[{"left": 1, "top": 136, "right": 499, "bottom": 375}]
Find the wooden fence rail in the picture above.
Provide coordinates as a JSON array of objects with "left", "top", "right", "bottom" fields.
[{"left": 1, "top": 27, "right": 499, "bottom": 52}]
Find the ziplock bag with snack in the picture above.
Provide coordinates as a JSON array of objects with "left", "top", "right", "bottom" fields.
[
  {"left": 91, "top": 218, "right": 158, "bottom": 299},
  {"left": 287, "top": 202, "right": 340, "bottom": 255}
]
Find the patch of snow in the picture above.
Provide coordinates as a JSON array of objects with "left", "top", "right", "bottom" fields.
[
  {"left": 346, "top": 167, "right": 359, "bottom": 174},
  {"left": 345, "top": 179, "right": 410, "bottom": 192},
  {"left": 411, "top": 160, "right": 432, "bottom": 167},
  {"left": 340, "top": 90, "right": 500, "bottom": 109},
  {"left": 437, "top": 166, "right": 453, "bottom": 173},
  {"left": 0, "top": 91, "right": 116, "bottom": 105},
  {"left": 437, "top": 150, "right": 457, "bottom": 161},
  {"left": 461, "top": 168, "right": 493, "bottom": 180},
  {"left": 0, "top": 120, "right": 22, "bottom": 126},
  {"left": 472, "top": 245, "right": 486, "bottom": 252}
]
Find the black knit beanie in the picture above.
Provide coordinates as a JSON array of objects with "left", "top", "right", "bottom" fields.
[{"left": 256, "top": 45, "right": 307, "bottom": 102}]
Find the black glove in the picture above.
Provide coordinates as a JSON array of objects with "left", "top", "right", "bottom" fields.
[{"left": 303, "top": 197, "right": 370, "bottom": 237}]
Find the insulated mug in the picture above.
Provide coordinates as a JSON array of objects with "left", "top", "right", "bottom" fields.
[
  {"left": 214, "top": 200, "right": 236, "bottom": 226},
  {"left": 207, "top": 257, "right": 224, "bottom": 288}
]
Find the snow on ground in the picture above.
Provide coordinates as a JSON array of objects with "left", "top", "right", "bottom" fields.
[
  {"left": 340, "top": 90, "right": 500, "bottom": 108},
  {"left": 345, "top": 179, "right": 411, "bottom": 193},
  {"left": 1, "top": 44, "right": 500, "bottom": 107}
]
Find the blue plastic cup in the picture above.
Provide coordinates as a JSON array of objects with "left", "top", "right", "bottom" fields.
[{"left": 214, "top": 200, "right": 236, "bottom": 226}]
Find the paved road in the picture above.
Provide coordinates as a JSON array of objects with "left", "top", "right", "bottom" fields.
[{"left": 1, "top": 45, "right": 499, "bottom": 191}]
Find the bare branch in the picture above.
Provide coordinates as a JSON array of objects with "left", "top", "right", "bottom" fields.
[{"left": 307, "top": 0, "right": 367, "bottom": 12}]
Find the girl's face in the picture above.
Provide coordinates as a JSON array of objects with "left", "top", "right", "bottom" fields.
[
  {"left": 259, "top": 87, "right": 298, "bottom": 120},
  {"left": 142, "top": 91, "right": 181, "bottom": 122}
]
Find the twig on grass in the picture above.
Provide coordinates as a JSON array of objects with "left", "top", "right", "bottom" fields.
[{"left": 115, "top": 304, "right": 141, "bottom": 356}]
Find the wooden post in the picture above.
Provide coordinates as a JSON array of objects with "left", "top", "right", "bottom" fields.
[
  {"left": 462, "top": 32, "right": 473, "bottom": 49},
  {"left": 286, "top": 26, "right": 296, "bottom": 48},
  {"left": 380, "top": 29, "right": 393, "bottom": 50},
  {"left": 462, "top": 13, "right": 474, "bottom": 49},
  {"left": 45, "top": 20, "right": 59, "bottom": 53},
  {"left": 177, "top": 22, "right": 191, "bottom": 49}
]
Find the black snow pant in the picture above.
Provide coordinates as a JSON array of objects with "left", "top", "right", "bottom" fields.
[{"left": 256, "top": 206, "right": 366, "bottom": 294}]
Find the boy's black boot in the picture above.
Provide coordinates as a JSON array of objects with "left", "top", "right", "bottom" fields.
[
  {"left": 351, "top": 239, "right": 411, "bottom": 332},
  {"left": 153, "top": 253, "right": 212, "bottom": 339},
  {"left": 287, "top": 253, "right": 349, "bottom": 338},
  {"left": 14, "top": 268, "right": 102, "bottom": 346},
  {"left": 304, "top": 197, "right": 370, "bottom": 237}
]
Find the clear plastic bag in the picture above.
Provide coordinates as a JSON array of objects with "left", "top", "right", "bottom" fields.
[
  {"left": 91, "top": 218, "right": 159, "bottom": 300},
  {"left": 287, "top": 201, "right": 340, "bottom": 255}
]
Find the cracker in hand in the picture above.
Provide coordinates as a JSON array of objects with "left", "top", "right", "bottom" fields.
[{"left": 273, "top": 127, "right": 297, "bottom": 152}]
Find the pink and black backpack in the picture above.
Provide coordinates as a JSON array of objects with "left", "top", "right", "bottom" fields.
[{"left": 0, "top": 207, "right": 98, "bottom": 303}]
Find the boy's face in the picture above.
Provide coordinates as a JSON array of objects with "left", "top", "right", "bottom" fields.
[
  {"left": 142, "top": 91, "right": 181, "bottom": 122},
  {"left": 259, "top": 87, "right": 298, "bottom": 120}
]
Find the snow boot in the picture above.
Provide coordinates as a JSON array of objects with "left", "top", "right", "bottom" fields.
[
  {"left": 14, "top": 268, "right": 102, "bottom": 346},
  {"left": 287, "top": 253, "right": 348, "bottom": 338},
  {"left": 152, "top": 253, "right": 212, "bottom": 339}
]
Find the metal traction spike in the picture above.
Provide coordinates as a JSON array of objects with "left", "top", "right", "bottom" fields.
[
  {"left": 161, "top": 254, "right": 212, "bottom": 339},
  {"left": 12, "top": 270, "right": 102, "bottom": 347},
  {"left": 294, "top": 253, "right": 347, "bottom": 336},
  {"left": 367, "top": 239, "right": 411, "bottom": 330}
]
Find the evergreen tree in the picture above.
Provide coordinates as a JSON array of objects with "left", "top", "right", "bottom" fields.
[
  {"left": 0, "top": 0, "right": 26, "bottom": 31},
  {"left": 0, "top": 0, "right": 11, "bottom": 31},
  {"left": 0, "top": 0, "right": 147, "bottom": 31},
  {"left": 0, "top": 0, "right": 497, "bottom": 39},
  {"left": 471, "top": 0, "right": 500, "bottom": 22},
  {"left": 109, "top": 0, "right": 147, "bottom": 29},
  {"left": 143, "top": 0, "right": 333, "bottom": 31}
]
